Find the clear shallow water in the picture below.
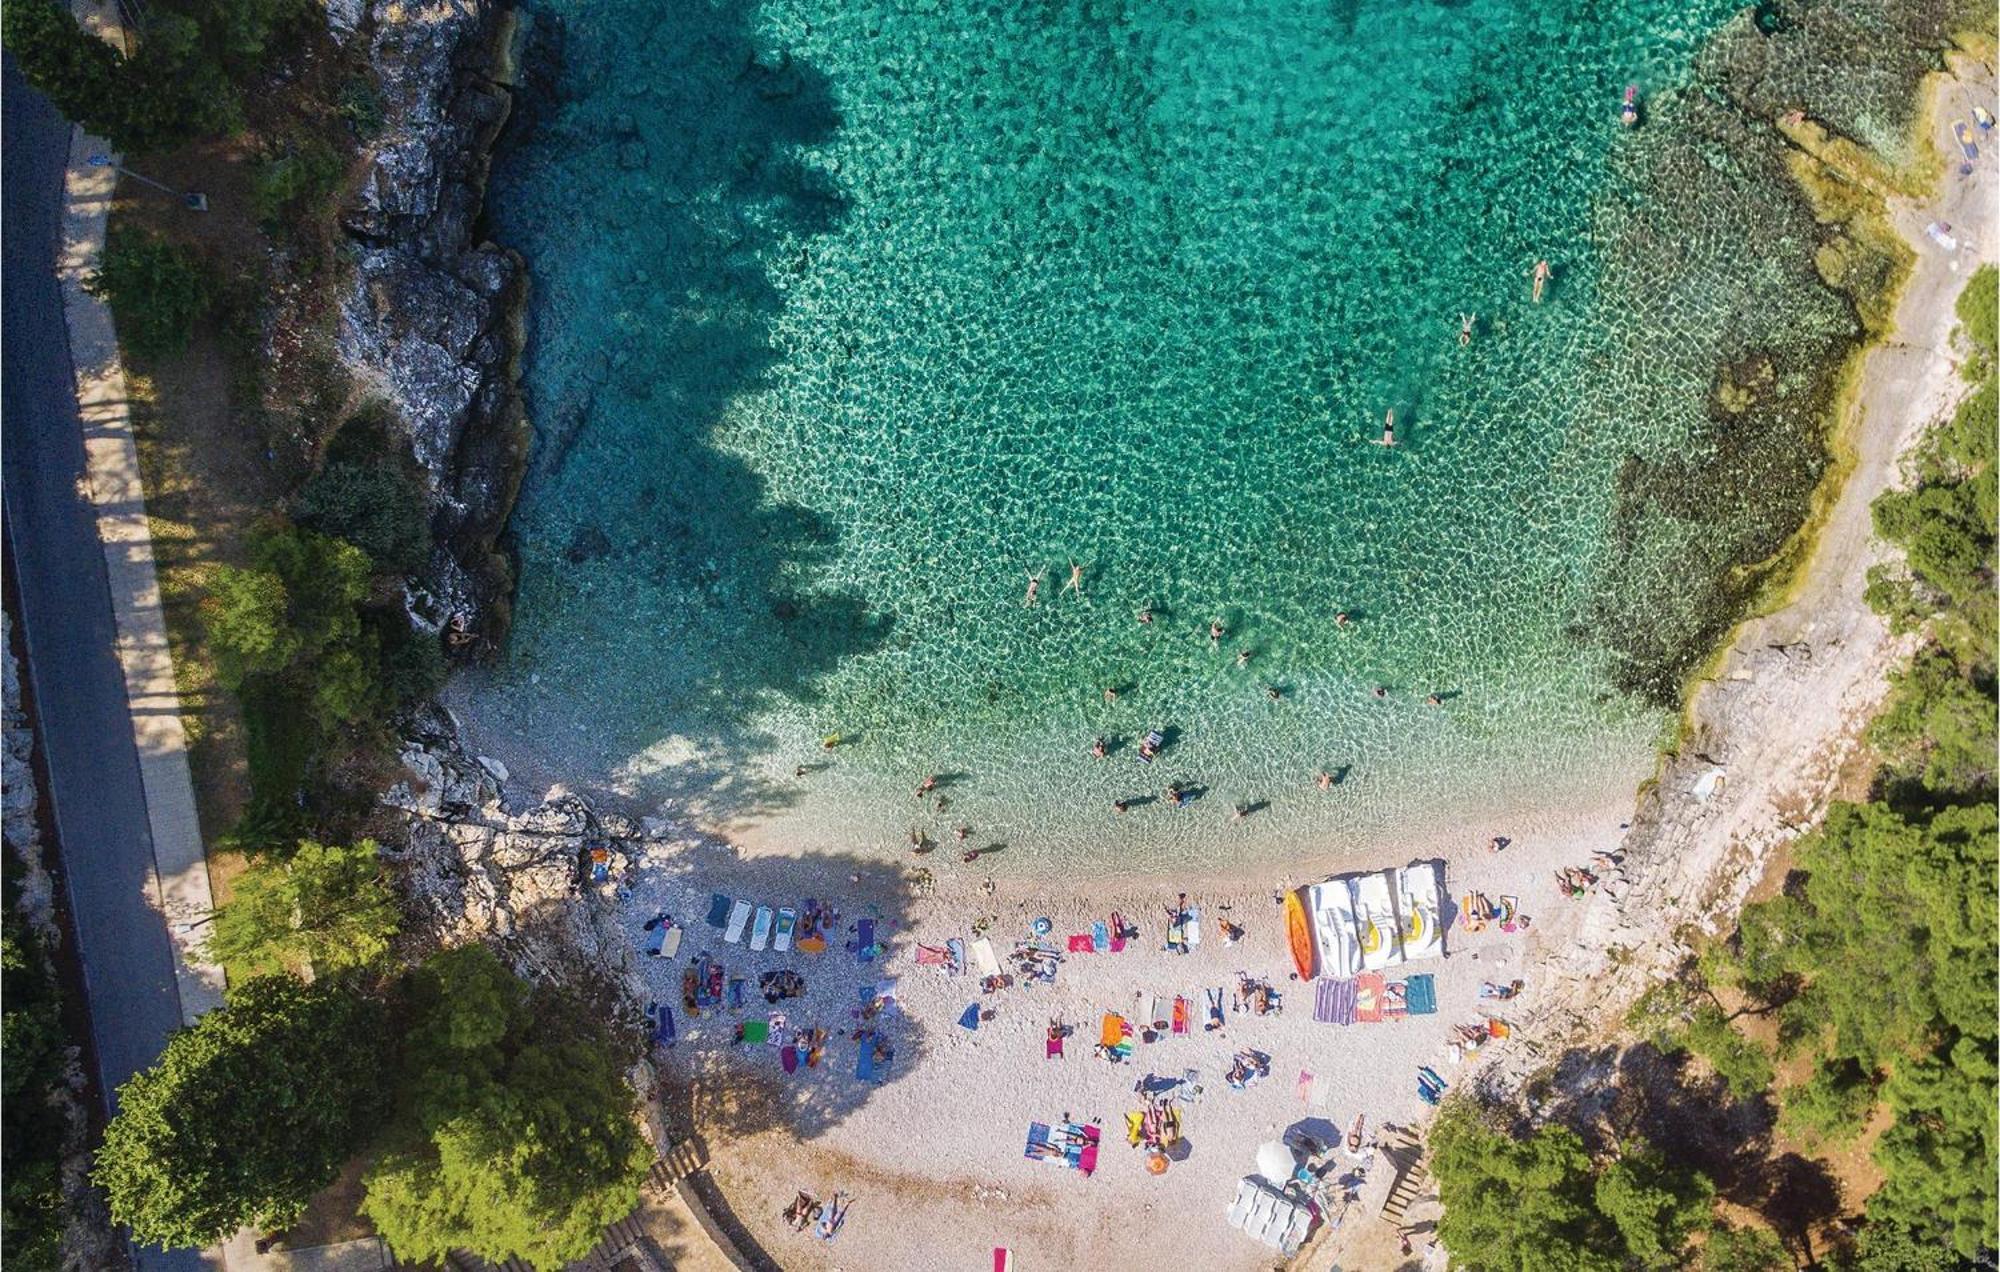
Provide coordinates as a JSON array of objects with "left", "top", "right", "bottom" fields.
[{"left": 478, "top": 0, "right": 1760, "bottom": 863}]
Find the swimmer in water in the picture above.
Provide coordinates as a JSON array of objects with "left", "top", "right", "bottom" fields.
[
  {"left": 1113, "top": 798, "right": 1130, "bottom": 814},
  {"left": 1209, "top": 619, "right": 1225, "bottom": 646},
  {"left": 1530, "top": 259, "right": 1551, "bottom": 303},
  {"left": 917, "top": 774, "right": 938, "bottom": 798},
  {"left": 1091, "top": 737, "right": 1107, "bottom": 759},
  {"left": 1235, "top": 648, "right": 1252, "bottom": 668},
  {"left": 1103, "top": 686, "right": 1119, "bottom": 705},
  {"left": 1425, "top": 693, "right": 1443, "bottom": 707},
  {"left": 1460, "top": 313, "right": 1475, "bottom": 346},
  {"left": 1316, "top": 770, "right": 1334, "bottom": 791},
  {"left": 1065, "top": 560, "right": 1084, "bottom": 597},
  {"left": 1375, "top": 409, "right": 1397, "bottom": 447},
  {"left": 954, "top": 825, "right": 971, "bottom": 842},
  {"left": 1136, "top": 606, "right": 1154, "bottom": 624},
  {"left": 1373, "top": 686, "right": 1389, "bottom": 699},
  {"left": 1265, "top": 684, "right": 1282, "bottom": 701},
  {"left": 1024, "top": 572, "right": 1041, "bottom": 606},
  {"left": 1334, "top": 611, "right": 1351, "bottom": 628}
]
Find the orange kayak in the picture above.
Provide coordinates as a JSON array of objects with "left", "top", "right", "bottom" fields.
[{"left": 1284, "top": 889, "right": 1316, "bottom": 980}]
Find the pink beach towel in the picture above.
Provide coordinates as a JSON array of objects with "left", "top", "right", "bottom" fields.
[
  {"left": 915, "top": 943, "right": 951, "bottom": 966},
  {"left": 1297, "top": 1068, "right": 1315, "bottom": 1105},
  {"left": 1067, "top": 934, "right": 1094, "bottom": 953}
]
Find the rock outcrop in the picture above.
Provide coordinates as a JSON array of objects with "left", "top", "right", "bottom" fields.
[
  {"left": 336, "top": 0, "right": 529, "bottom": 652},
  {"left": 382, "top": 705, "right": 647, "bottom": 996}
]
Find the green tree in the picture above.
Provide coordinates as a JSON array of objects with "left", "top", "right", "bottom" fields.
[
  {"left": 1430, "top": 1107, "right": 1623, "bottom": 1272},
  {"left": 1, "top": 0, "right": 136, "bottom": 146},
  {"left": 1778, "top": 1057, "right": 1878, "bottom": 1147},
  {"left": 2, "top": 914, "right": 71, "bottom": 1269},
  {"left": 209, "top": 840, "right": 399, "bottom": 979},
  {"left": 1701, "top": 1223, "right": 1790, "bottom": 1271},
  {"left": 293, "top": 461, "right": 433, "bottom": 575},
  {"left": 202, "top": 522, "right": 375, "bottom": 719},
  {"left": 361, "top": 947, "right": 648, "bottom": 1271},
  {"left": 85, "top": 228, "right": 211, "bottom": 362},
  {"left": 1594, "top": 1145, "right": 1715, "bottom": 1269},
  {"left": 96, "top": 975, "right": 386, "bottom": 1248}
]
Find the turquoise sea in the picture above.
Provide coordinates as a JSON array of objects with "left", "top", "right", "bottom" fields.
[{"left": 475, "top": 0, "right": 1881, "bottom": 865}]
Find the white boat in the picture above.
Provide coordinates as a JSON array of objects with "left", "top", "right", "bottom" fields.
[
  {"left": 1306, "top": 878, "right": 1364, "bottom": 980},
  {"left": 1396, "top": 861, "right": 1445, "bottom": 963},
  {"left": 1351, "top": 870, "right": 1406, "bottom": 971}
]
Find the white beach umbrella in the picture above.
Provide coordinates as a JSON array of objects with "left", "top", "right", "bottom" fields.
[{"left": 1255, "top": 1139, "right": 1297, "bottom": 1185}]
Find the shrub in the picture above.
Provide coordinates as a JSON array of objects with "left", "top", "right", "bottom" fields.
[
  {"left": 1701, "top": 1223, "right": 1791, "bottom": 1271},
  {"left": 1778, "top": 1057, "right": 1879, "bottom": 1146},
  {"left": 209, "top": 840, "right": 398, "bottom": 979},
  {"left": 249, "top": 139, "right": 347, "bottom": 232},
  {"left": 293, "top": 461, "right": 432, "bottom": 575},
  {"left": 86, "top": 228, "right": 211, "bottom": 362}
]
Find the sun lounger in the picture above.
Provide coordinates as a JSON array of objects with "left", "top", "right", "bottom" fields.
[
  {"left": 706, "top": 893, "right": 732, "bottom": 928},
  {"left": 1091, "top": 920, "right": 1110, "bottom": 953},
  {"left": 1352, "top": 871, "right": 1406, "bottom": 970},
  {"left": 1355, "top": 972, "right": 1385, "bottom": 1023},
  {"left": 1396, "top": 861, "right": 1446, "bottom": 962},
  {"left": 1185, "top": 905, "right": 1202, "bottom": 947},
  {"left": 751, "top": 906, "right": 774, "bottom": 951},
  {"left": 1406, "top": 972, "right": 1438, "bottom": 1015},
  {"left": 774, "top": 907, "right": 796, "bottom": 951},
  {"left": 1308, "top": 878, "right": 1364, "bottom": 980},
  {"left": 724, "top": 899, "right": 753, "bottom": 944}
]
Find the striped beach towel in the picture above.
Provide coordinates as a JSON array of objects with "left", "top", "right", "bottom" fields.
[{"left": 1315, "top": 977, "right": 1358, "bottom": 1025}]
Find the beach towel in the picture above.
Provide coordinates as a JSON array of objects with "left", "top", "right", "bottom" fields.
[
  {"left": 1023, "top": 1122, "right": 1055, "bottom": 1162},
  {"left": 1110, "top": 912, "right": 1128, "bottom": 952},
  {"left": 728, "top": 978, "right": 747, "bottom": 1008},
  {"left": 916, "top": 943, "right": 953, "bottom": 967},
  {"left": 994, "top": 1249, "right": 1014, "bottom": 1272},
  {"left": 971, "top": 938, "right": 1001, "bottom": 978},
  {"left": 725, "top": 899, "right": 753, "bottom": 944},
  {"left": 851, "top": 917, "right": 877, "bottom": 963},
  {"left": 947, "top": 937, "right": 966, "bottom": 974},
  {"left": 706, "top": 893, "right": 732, "bottom": 928},
  {"left": 1206, "top": 987, "right": 1226, "bottom": 1030},
  {"left": 1074, "top": 1124, "right": 1101, "bottom": 1175},
  {"left": 1047, "top": 1032, "right": 1064, "bottom": 1059},
  {"left": 742, "top": 1020, "right": 769, "bottom": 1045},
  {"left": 781, "top": 1043, "right": 798, "bottom": 1074},
  {"left": 1172, "top": 996, "right": 1191, "bottom": 1036},
  {"left": 751, "top": 906, "right": 774, "bottom": 951},
  {"left": 1314, "top": 977, "right": 1356, "bottom": 1025},
  {"left": 959, "top": 1003, "right": 981, "bottom": 1031},
  {"left": 651, "top": 1004, "right": 676, "bottom": 1049},
  {"left": 1067, "top": 934, "right": 1094, "bottom": 953},
  {"left": 1125, "top": 1111, "right": 1145, "bottom": 1146},
  {"left": 1487, "top": 1018, "right": 1512, "bottom": 1039},
  {"left": 1091, "top": 920, "right": 1110, "bottom": 953},
  {"left": 857, "top": 1040, "right": 878, "bottom": 1082},
  {"left": 1296, "top": 1068, "right": 1315, "bottom": 1106},
  {"left": 1138, "top": 994, "right": 1159, "bottom": 1032},
  {"left": 1100, "top": 1013, "right": 1127, "bottom": 1048},
  {"left": 1497, "top": 894, "right": 1521, "bottom": 933},
  {"left": 1406, "top": 973, "right": 1438, "bottom": 1015},
  {"left": 1355, "top": 973, "right": 1386, "bottom": 1024},
  {"left": 1186, "top": 905, "right": 1202, "bottom": 948},
  {"left": 1384, "top": 980, "right": 1409, "bottom": 1019}
]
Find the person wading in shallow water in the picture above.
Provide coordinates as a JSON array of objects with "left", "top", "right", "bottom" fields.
[
  {"left": 1065, "top": 560, "right": 1084, "bottom": 597},
  {"left": 1460, "top": 313, "right": 1475, "bottom": 346},
  {"left": 1529, "top": 258, "right": 1552, "bottom": 302},
  {"left": 1374, "top": 408, "right": 1397, "bottom": 447},
  {"left": 1024, "top": 572, "right": 1041, "bottom": 606}
]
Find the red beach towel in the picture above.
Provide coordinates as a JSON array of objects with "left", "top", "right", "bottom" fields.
[
  {"left": 1356, "top": 973, "right": 1386, "bottom": 1024},
  {"left": 1067, "top": 934, "right": 1094, "bottom": 953}
]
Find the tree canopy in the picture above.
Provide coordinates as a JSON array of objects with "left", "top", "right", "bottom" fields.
[
  {"left": 96, "top": 975, "right": 387, "bottom": 1248},
  {"left": 360, "top": 947, "right": 648, "bottom": 1271},
  {"left": 209, "top": 839, "right": 400, "bottom": 979}
]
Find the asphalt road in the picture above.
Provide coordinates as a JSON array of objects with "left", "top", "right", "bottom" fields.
[{"left": 2, "top": 55, "right": 205, "bottom": 1270}]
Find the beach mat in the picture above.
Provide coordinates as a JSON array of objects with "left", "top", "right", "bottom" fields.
[
  {"left": 1316, "top": 977, "right": 1358, "bottom": 1026},
  {"left": 706, "top": 893, "right": 732, "bottom": 928},
  {"left": 1067, "top": 934, "right": 1094, "bottom": 953},
  {"left": 959, "top": 1003, "right": 981, "bottom": 1031},
  {"left": 1172, "top": 996, "right": 1191, "bottom": 1036},
  {"left": 1091, "top": 920, "right": 1110, "bottom": 952},
  {"left": 1384, "top": 980, "right": 1409, "bottom": 1019},
  {"left": 1100, "top": 1013, "right": 1128, "bottom": 1048},
  {"left": 782, "top": 1045, "right": 798, "bottom": 1074},
  {"left": 1406, "top": 973, "right": 1438, "bottom": 1015},
  {"left": 1355, "top": 973, "right": 1386, "bottom": 1024}
]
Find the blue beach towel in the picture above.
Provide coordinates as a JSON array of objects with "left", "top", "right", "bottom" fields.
[
  {"left": 706, "top": 893, "right": 732, "bottom": 928},
  {"left": 947, "top": 937, "right": 966, "bottom": 975},
  {"left": 1406, "top": 973, "right": 1438, "bottom": 1016},
  {"left": 856, "top": 1042, "right": 876, "bottom": 1082},
  {"left": 1024, "top": 1121, "right": 1053, "bottom": 1160},
  {"left": 959, "top": 1003, "right": 981, "bottom": 1031},
  {"left": 1091, "top": 920, "right": 1110, "bottom": 953},
  {"left": 853, "top": 918, "right": 877, "bottom": 963}
]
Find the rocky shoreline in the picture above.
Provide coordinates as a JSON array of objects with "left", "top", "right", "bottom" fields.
[{"left": 335, "top": 0, "right": 531, "bottom": 654}]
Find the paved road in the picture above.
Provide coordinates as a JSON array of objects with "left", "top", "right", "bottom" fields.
[{"left": 2, "top": 55, "right": 205, "bottom": 1271}]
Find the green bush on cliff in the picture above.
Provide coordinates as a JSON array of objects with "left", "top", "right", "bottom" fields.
[
  {"left": 249, "top": 139, "right": 347, "bottom": 233},
  {"left": 210, "top": 839, "right": 399, "bottom": 980},
  {"left": 86, "top": 228, "right": 211, "bottom": 362},
  {"left": 293, "top": 461, "right": 433, "bottom": 575}
]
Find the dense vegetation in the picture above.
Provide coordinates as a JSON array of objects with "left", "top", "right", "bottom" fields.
[
  {"left": 2, "top": 864, "right": 72, "bottom": 1270},
  {"left": 1432, "top": 271, "right": 1996, "bottom": 1268},
  {"left": 2, "top": 0, "right": 312, "bottom": 154},
  {"left": 208, "top": 839, "right": 399, "bottom": 980},
  {"left": 83, "top": 227, "right": 211, "bottom": 360}
]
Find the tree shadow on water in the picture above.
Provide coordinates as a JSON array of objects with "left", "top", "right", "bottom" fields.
[{"left": 489, "top": 2, "right": 891, "bottom": 822}]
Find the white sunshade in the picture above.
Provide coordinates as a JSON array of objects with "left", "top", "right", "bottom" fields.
[{"left": 1255, "top": 1139, "right": 1298, "bottom": 1184}]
